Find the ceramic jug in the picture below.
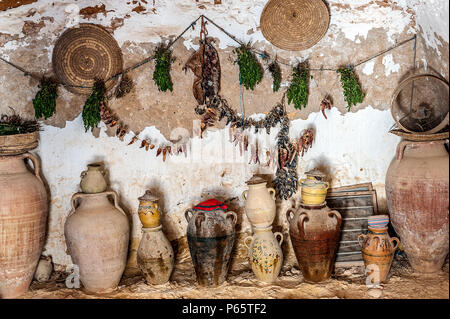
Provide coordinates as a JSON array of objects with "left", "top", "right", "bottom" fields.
[
  {"left": 287, "top": 201, "right": 341, "bottom": 282},
  {"left": 0, "top": 153, "right": 48, "bottom": 298},
  {"left": 359, "top": 215, "right": 400, "bottom": 284},
  {"left": 137, "top": 190, "right": 161, "bottom": 228},
  {"left": 185, "top": 199, "right": 237, "bottom": 287},
  {"left": 64, "top": 191, "right": 129, "bottom": 293},
  {"left": 80, "top": 163, "right": 107, "bottom": 193},
  {"left": 244, "top": 226, "right": 283, "bottom": 283},
  {"left": 242, "top": 176, "right": 276, "bottom": 228}
]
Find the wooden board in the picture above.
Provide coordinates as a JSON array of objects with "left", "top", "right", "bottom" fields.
[{"left": 326, "top": 183, "right": 377, "bottom": 265}]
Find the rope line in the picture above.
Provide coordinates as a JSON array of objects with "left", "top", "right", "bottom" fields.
[{"left": 0, "top": 14, "right": 416, "bottom": 89}]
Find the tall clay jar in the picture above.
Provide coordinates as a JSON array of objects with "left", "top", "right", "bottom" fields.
[
  {"left": 0, "top": 153, "right": 48, "bottom": 298},
  {"left": 386, "top": 140, "right": 449, "bottom": 273},
  {"left": 242, "top": 176, "right": 276, "bottom": 228},
  {"left": 358, "top": 216, "right": 400, "bottom": 284},
  {"left": 244, "top": 226, "right": 283, "bottom": 283},
  {"left": 185, "top": 199, "right": 237, "bottom": 287},
  {"left": 80, "top": 163, "right": 107, "bottom": 194},
  {"left": 64, "top": 191, "right": 129, "bottom": 293},
  {"left": 287, "top": 202, "right": 342, "bottom": 282},
  {"left": 136, "top": 190, "right": 174, "bottom": 285}
]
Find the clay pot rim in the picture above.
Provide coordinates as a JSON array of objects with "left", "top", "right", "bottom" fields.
[
  {"left": 299, "top": 201, "right": 327, "bottom": 209},
  {"left": 252, "top": 225, "right": 273, "bottom": 232},
  {"left": 142, "top": 225, "right": 162, "bottom": 231}
]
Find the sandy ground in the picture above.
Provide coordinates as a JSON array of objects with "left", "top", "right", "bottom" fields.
[{"left": 21, "top": 251, "right": 449, "bottom": 299}]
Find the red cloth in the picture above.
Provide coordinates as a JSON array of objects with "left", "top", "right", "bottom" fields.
[{"left": 193, "top": 199, "right": 227, "bottom": 212}]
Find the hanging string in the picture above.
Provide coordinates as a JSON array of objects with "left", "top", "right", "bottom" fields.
[{"left": 0, "top": 14, "right": 416, "bottom": 89}]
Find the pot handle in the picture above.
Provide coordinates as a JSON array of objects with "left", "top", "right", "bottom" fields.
[
  {"left": 390, "top": 237, "right": 400, "bottom": 250},
  {"left": 80, "top": 170, "right": 87, "bottom": 178},
  {"left": 268, "top": 188, "right": 276, "bottom": 200},
  {"left": 226, "top": 211, "right": 238, "bottom": 226},
  {"left": 244, "top": 235, "right": 254, "bottom": 249},
  {"left": 286, "top": 208, "right": 295, "bottom": 223},
  {"left": 23, "top": 153, "right": 43, "bottom": 184},
  {"left": 274, "top": 232, "right": 284, "bottom": 246},
  {"left": 106, "top": 190, "right": 127, "bottom": 217},
  {"left": 68, "top": 193, "right": 85, "bottom": 218},
  {"left": 195, "top": 212, "right": 205, "bottom": 229},
  {"left": 358, "top": 234, "right": 367, "bottom": 247},
  {"left": 329, "top": 210, "right": 342, "bottom": 232},
  {"left": 241, "top": 190, "right": 248, "bottom": 200},
  {"left": 297, "top": 212, "right": 309, "bottom": 238},
  {"left": 185, "top": 209, "right": 194, "bottom": 223}
]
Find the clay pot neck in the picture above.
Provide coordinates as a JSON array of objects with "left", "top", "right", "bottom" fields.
[
  {"left": 142, "top": 225, "right": 162, "bottom": 232},
  {"left": 0, "top": 154, "right": 29, "bottom": 173},
  {"left": 368, "top": 227, "right": 388, "bottom": 234},
  {"left": 404, "top": 141, "right": 448, "bottom": 158},
  {"left": 252, "top": 225, "right": 273, "bottom": 233},
  {"left": 87, "top": 163, "right": 103, "bottom": 171}
]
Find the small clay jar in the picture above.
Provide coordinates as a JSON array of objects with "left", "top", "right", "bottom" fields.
[
  {"left": 242, "top": 176, "right": 276, "bottom": 228},
  {"left": 34, "top": 255, "right": 53, "bottom": 283},
  {"left": 359, "top": 216, "right": 400, "bottom": 284},
  {"left": 244, "top": 226, "right": 283, "bottom": 283},
  {"left": 137, "top": 225, "right": 174, "bottom": 285},
  {"left": 80, "top": 163, "right": 107, "bottom": 194},
  {"left": 138, "top": 190, "right": 161, "bottom": 228}
]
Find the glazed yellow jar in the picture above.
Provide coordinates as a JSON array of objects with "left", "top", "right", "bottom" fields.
[
  {"left": 138, "top": 190, "right": 160, "bottom": 228},
  {"left": 300, "top": 177, "right": 329, "bottom": 205}
]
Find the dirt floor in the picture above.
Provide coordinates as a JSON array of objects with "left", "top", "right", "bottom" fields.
[{"left": 21, "top": 250, "right": 449, "bottom": 299}]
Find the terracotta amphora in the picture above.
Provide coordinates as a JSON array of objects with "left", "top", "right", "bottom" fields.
[
  {"left": 359, "top": 225, "right": 399, "bottom": 284},
  {"left": 80, "top": 163, "right": 107, "bottom": 194},
  {"left": 386, "top": 140, "right": 449, "bottom": 273},
  {"left": 185, "top": 199, "right": 237, "bottom": 287},
  {"left": 64, "top": 191, "right": 129, "bottom": 294},
  {"left": 244, "top": 226, "right": 283, "bottom": 283},
  {"left": 242, "top": 176, "right": 276, "bottom": 228},
  {"left": 137, "top": 225, "right": 174, "bottom": 285},
  {"left": 287, "top": 201, "right": 342, "bottom": 282},
  {"left": 0, "top": 153, "right": 48, "bottom": 298}
]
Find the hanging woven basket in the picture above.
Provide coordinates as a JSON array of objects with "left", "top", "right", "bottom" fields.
[
  {"left": 52, "top": 23, "right": 123, "bottom": 95},
  {"left": 260, "top": 0, "right": 330, "bottom": 51}
]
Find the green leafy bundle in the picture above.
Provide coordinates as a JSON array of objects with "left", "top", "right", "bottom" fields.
[
  {"left": 268, "top": 61, "right": 281, "bottom": 92},
  {"left": 234, "top": 44, "right": 263, "bottom": 90},
  {"left": 287, "top": 63, "right": 309, "bottom": 110},
  {"left": 33, "top": 78, "right": 58, "bottom": 119},
  {"left": 82, "top": 79, "right": 106, "bottom": 132},
  {"left": 337, "top": 67, "right": 365, "bottom": 111},
  {"left": 0, "top": 111, "right": 40, "bottom": 136},
  {"left": 153, "top": 45, "right": 173, "bottom": 92}
]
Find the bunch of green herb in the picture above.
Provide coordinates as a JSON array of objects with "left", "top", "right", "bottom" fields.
[
  {"left": 234, "top": 43, "right": 263, "bottom": 90},
  {"left": 33, "top": 78, "right": 58, "bottom": 119},
  {"left": 82, "top": 79, "right": 106, "bottom": 132},
  {"left": 337, "top": 67, "right": 365, "bottom": 111},
  {"left": 153, "top": 45, "right": 173, "bottom": 92},
  {"left": 0, "top": 111, "right": 40, "bottom": 136},
  {"left": 287, "top": 62, "right": 309, "bottom": 110},
  {"left": 268, "top": 61, "right": 282, "bottom": 92}
]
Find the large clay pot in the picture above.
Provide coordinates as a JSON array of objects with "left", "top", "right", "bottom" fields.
[
  {"left": 287, "top": 201, "right": 342, "bottom": 282},
  {"left": 64, "top": 191, "right": 129, "bottom": 293},
  {"left": 359, "top": 226, "right": 399, "bottom": 284},
  {"left": 386, "top": 140, "right": 449, "bottom": 273},
  {"left": 185, "top": 199, "right": 237, "bottom": 287},
  {"left": 80, "top": 163, "right": 107, "bottom": 194},
  {"left": 242, "top": 176, "right": 276, "bottom": 228},
  {"left": 244, "top": 226, "right": 283, "bottom": 283},
  {"left": 137, "top": 225, "right": 174, "bottom": 285},
  {"left": 0, "top": 153, "right": 48, "bottom": 298}
]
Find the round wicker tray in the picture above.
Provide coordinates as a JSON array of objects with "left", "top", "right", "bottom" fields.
[
  {"left": 389, "top": 128, "right": 449, "bottom": 141},
  {"left": 260, "top": 0, "right": 330, "bottom": 51},
  {"left": 0, "top": 131, "right": 39, "bottom": 155},
  {"left": 52, "top": 24, "right": 123, "bottom": 95}
]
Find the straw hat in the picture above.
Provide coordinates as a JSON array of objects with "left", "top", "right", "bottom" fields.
[
  {"left": 260, "top": 0, "right": 330, "bottom": 51},
  {"left": 52, "top": 24, "right": 123, "bottom": 95}
]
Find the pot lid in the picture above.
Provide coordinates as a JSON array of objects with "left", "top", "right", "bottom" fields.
[
  {"left": 138, "top": 190, "right": 159, "bottom": 202},
  {"left": 368, "top": 215, "right": 389, "bottom": 228},
  {"left": 193, "top": 199, "right": 227, "bottom": 212},
  {"left": 305, "top": 168, "right": 327, "bottom": 179},
  {"left": 246, "top": 175, "right": 267, "bottom": 185},
  {"left": 301, "top": 178, "right": 327, "bottom": 187}
]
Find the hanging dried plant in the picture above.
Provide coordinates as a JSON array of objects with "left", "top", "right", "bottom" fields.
[
  {"left": 33, "top": 77, "right": 58, "bottom": 120},
  {"left": 268, "top": 60, "right": 281, "bottom": 92},
  {"left": 287, "top": 62, "right": 310, "bottom": 110},
  {"left": 115, "top": 74, "right": 134, "bottom": 98},
  {"left": 337, "top": 66, "right": 365, "bottom": 111},
  {"left": 234, "top": 43, "right": 263, "bottom": 90},
  {"left": 153, "top": 44, "right": 174, "bottom": 92},
  {"left": 0, "top": 109, "right": 40, "bottom": 136},
  {"left": 82, "top": 79, "right": 106, "bottom": 132}
]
